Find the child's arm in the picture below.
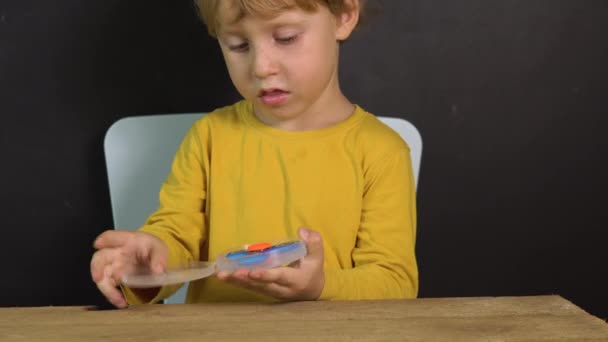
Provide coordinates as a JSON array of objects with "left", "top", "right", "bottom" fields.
[
  {"left": 321, "top": 145, "right": 418, "bottom": 300},
  {"left": 123, "top": 121, "right": 210, "bottom": 304},
  {"left": 218, "top": 144, "right": 417, "bottom": 301}
]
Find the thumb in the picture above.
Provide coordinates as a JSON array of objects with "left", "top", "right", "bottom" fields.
[
  {"left": 298, "top": 227, "right": 324, "bottom": 259},
  {"left": 147, "top": 239, "right": 168, "bottom": 275}
]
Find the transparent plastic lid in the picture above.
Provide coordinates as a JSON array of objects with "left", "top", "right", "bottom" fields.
[{"left": 121, "top": 261, "right": 216, "bottom": 288}]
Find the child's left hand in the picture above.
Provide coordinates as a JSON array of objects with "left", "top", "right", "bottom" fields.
[{"left": 216, "top": 227, "right": 325, "bottom": 301}]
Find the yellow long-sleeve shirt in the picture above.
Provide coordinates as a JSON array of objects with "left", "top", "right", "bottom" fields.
[{"left": 126, "top": 100, "right": 418, "bottom": 303}]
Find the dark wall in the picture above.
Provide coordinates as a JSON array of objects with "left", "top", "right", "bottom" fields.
[{"left": 1, "top": 1, "right": 606, "bottom": 318}]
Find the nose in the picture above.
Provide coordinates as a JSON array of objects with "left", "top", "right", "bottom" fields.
[{"left": 251, "top": 44, "right": 279, "bottom": 79}]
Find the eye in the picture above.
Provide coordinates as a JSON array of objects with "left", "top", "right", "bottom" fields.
[
  {"left": 228, "top": 42, "right": 249, "bottom": 52},
  {"left": 275, "top": 34, "right": 299, "bottom": 45}
]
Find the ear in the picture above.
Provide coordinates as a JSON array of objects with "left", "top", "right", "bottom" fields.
[{"left": 335, "top": 0, "right": 360, "bottom": 41}]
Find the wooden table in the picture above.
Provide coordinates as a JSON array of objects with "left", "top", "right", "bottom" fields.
[{"left": 1, "top": 296, "right": 607, "bottom": 341}]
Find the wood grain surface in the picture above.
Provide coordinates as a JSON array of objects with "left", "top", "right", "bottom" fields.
[{"left": 1, "top": 296, "right": 607, "bottom": 341}]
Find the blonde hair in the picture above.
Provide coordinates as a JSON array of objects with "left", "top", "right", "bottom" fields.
[{"left": 194, "top": 0, "right": 363, "bottom": 37}]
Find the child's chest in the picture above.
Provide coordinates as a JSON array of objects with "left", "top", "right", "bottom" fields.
[{"left": 205, "top": 136, "right": 364, "bottom": 243}]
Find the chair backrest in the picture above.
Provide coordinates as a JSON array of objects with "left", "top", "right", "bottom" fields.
[
  {"left": 379, "top": 117, "right": 422, "bottom": 187},
  {"left": 104, "top": 113, "right": 422, "bottom": 304}
]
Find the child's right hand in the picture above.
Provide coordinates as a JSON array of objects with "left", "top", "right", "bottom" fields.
[{"left": 90, "top": 230, "right": 168, "bottom": 308}]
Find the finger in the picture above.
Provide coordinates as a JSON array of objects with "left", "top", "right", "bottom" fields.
[
  {"left": 96, "top": 272, "right": 128, "bottom": 308},
  {"left": 232, "top": 268, "right": 251, "bottom": 281},
  {"left": 219, "top": 269, "right": 261, "bottom": 288},
  {"left": 216, "top": 271, "right": 230, "bottom": 281},
  {"left": 218, "top": 270, "right": 251, "bottom": 287},
  {"left": 254, "top": 282, "right": 293, "bottom": 300},
  {"left": 107, "top": 258, "right": 130, "bottom": 285},
  {"left": 92, "top": 249, "right": 134, "bottom": 289},
  {"left": 90, "top": 248, "right": 116, "bottom": 282},
  {"left": 217, "top": 269, "right": 298, "bottom": 300},
  {"left": 147, "top": 240, "right": 168, "bottom": 274},
  {"left": 249, "top": 267, "right": 298, "bottom": 287},
  {"left": 224, "top": 272, "right": 293, "bottom": 299},
  {"left": 94, "top": 230, "right": 133, "bottom": 249},
  {"left": 298, "top": 228, "right": 324, "bottom": 261},
  {"left": 215, "top": 268, "right": 249, "bottom": 283}
]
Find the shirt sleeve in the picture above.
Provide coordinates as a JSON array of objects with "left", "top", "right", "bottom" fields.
[
  {"left": 123, "top": 120, "right": 209, "bottom": 304},
  {"left": 319, "top": 144, "right": 418, "bottom": 300}
]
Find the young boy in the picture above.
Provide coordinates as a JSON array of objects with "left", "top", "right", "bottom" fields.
[{"left": 91, "top": 0, "right": 418, "bottom": 308}]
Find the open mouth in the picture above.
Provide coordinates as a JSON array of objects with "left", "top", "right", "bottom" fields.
[{"left": 258, "top": 88, "right": 290, "bottom": 106}]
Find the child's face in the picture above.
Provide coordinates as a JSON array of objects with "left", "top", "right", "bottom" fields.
[{"left": 215, "top": 2, "right": 355, "bottom": 125}]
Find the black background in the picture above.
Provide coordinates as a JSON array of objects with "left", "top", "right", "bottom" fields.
[{"left": 1, "top": 1, "right": 606, "bottom": 318}]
